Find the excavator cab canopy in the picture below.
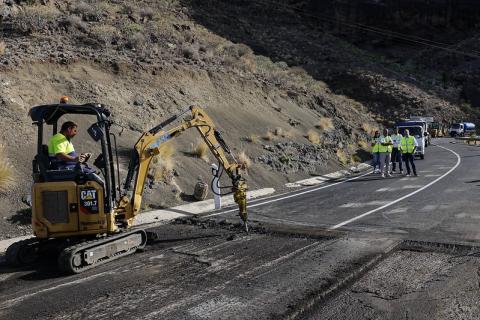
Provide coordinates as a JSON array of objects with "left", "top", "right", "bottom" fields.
[
  {"left": 29, "top": 103, "right": 111, "bottom": 124},
  {"left": 29, "top": 102, "right": 117, "bottom": 212}
]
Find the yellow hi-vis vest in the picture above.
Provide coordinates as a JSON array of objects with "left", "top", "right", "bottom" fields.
[
  {"left": 385, "top": 136, "right": 393, "bottom": 153},
  {"left": 372, "top": 137, "right": 381, "bottom": 152},
  {"left": 378, "top": 135, "right": 391, "bottom": 153},
  {"left": 400, "top": 136, "right": 416, "bottom": 154}
]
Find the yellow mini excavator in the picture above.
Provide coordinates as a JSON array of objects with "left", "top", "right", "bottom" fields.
[{"left": 6, "top": 102, "right": 248, "bottom": 273}]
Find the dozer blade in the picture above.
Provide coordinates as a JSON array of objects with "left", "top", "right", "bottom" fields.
[{"left": 58, "top": 229, "right": 147, "bottom": 274}]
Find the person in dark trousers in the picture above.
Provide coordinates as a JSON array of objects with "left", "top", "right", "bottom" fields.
[
  {"left": 400, "top": 129, "right": 418, "bottom": 177},
  {"left": 371, "top": 130, "right": 381, "bottom": 173},
  {"left": 390, "top": 127, "right": 403, "bottom": 174}
]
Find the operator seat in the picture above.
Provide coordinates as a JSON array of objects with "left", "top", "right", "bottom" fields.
[{"left": 35, "top": 144, "right": 78, "bottom": 182}]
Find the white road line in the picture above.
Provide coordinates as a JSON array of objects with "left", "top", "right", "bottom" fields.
[
  {"left": 330, "top": 144, "right": 461, "bottom": 230},
  {"left": 340, "top": 201, "right": 391, "bottom": 208},
  {"left": 204, "top": 171, "right": 372, "bottom": 218}
]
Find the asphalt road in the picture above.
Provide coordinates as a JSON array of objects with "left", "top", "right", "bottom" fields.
[
  {"left": 227, "top": 138, "right": 479, "bottom": 243},
  {"left": 1, "top": 138, "right": 479, "bottom": 320}
]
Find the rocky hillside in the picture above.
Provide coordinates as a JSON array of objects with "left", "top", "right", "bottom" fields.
[{"left": 0, "top": 0, "right": 472, "bottom": 239}]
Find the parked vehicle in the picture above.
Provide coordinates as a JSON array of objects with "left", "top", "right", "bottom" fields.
[
  {"left": 405, "top": 117, "right": 432, "bottom": 146},
  {"left": 449, "top": 122, "right": 476, "bottom": 137}
]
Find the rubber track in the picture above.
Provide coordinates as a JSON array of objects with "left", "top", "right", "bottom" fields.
[
  {"left": 58, "top": 229, "right": 147, "bottom": 274},
  {"left": 5, "top": 238, "right": 41, "bottom": 266}
]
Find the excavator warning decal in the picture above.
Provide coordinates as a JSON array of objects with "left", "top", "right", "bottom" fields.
[{"left": 80, "top": 188, "right": 99, "bottom": 214}]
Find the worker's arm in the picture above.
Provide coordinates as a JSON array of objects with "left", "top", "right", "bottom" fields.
[
  {"left": 381, "top": 137, "right": 393, "bottom": 146},
  {"left": 55, "top": 152, "right": 91, "bottom": 163},
  {"left": 413, "top": 138, "right": 419, "bottom": 153},
  {"left": 55, "top": 152, "right": 78, "bottom": 162}
]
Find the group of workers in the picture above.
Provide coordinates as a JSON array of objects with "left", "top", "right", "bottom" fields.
[{"left": 371, "top": 128, "right": 418, "bottom": 178}]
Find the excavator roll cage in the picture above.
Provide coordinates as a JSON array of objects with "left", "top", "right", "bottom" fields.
[{"left": 29, "top": 103, "right": 118, "bottom": 213}]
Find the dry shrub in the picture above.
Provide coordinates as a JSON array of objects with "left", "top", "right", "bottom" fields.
[
  {"left": 238, "top": 151, "right": 252, "bottom": 170},
  {"left": 222, "top": 43, "right": 252, "bottom": 59},
  {"left": 150, "top": 142, "right": 176, "bottom": 184},
  {"left": 71, "top": 1, "right": 107, "bottom": 22},
  {"left": 91, "top": 25, "right": 118, "bottom": 47},
  {"left": 0, "top": 41, "right": 5, "bottom": 55},
  {"left": 315, "top": 117, "right": 334, "bottom": 132},
  {"left": 336, "top": 149, "right": 349, "bottom": 165},
  {"left": 192, "top": 140, "right": 209, "bottom": 161},
  {"left": 351, "top": 154, "right": 362, "bottom": 163},
  {"left": 139, "top": 8, "right": 155, "bottom": 21},
  {"left": 306, "top": 130, "right": 320, "bottom": 144},
  {"left": 152, "top": 158, "right": 175, "bottom": 184},
  {"left": 13, "top": 5, "right": 60, "bottom": 33},
  {"left": 361, "top": 122, "right": 377, "bottom": 135},
  {"left": 358, "top": 140, "right": 369, "bottom": 150},
  {"left": 65, "top": 15, "right": 87, "bottom": 32},
  {"left": 282, "top": 129, "right": 295, "bottom": 139},
  {"left": 347, "top": 143, "right": 357, "bottom": 154},
  {"left": 273, "top": 127, "right": 284, "bottom": 136},
  {"left": 245, "top": 134, "right": 260, "bottom": 144},
  {"left": 158, "top": 141, "right": 175, "bottom": 160},
  {"left": 0, "top": 145, "right": 15, "bottom": 193},
  {"left": 262, "top": 131, "right": 274, "bottom": 141},
  {"left": 124, "top": 32, "right": 147, "bottom": 52},
  {"left": 238, "top": 55, "right": 257, "bottom": 73},
  {"left": 182, "top": 46, "right": 198, "bottom": 60}
]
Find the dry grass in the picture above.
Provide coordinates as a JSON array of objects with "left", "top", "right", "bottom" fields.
[
  {"left": 151, "top": 142, "right": 176, "bottom": 184},
  {"left": 237, "top": 151, "right": 252, "bottom": 170},
  {"left": 0, "top": 145, "right": 15, "bottom": 192},
  {"left": 282, "top": 129, "right": 295, "bottom": 139},
  {"left": 192, "top": 140, "right": 209, "bottom": 162},
  {"left": 358, "top": 140, "right": 370, "bottom": 150},
  {"left": 262, "top": 131, "right": 274, "bottom": 141},
  {"left": 306, "top": 130, "right": 321, "bottom": 144},
  {"left": 13, "top": 5, "right": 60, "bottom": 33},
  {"left": 347, "top": 143, "right": 357, "bottom": 154},
  {"left": 245, "top": 134, "right": 260, "bottom": 144},
  {"left": 315, "top": 117, "right": 334, "bottom": 132},
  {"left": 361, "top": 122, "right": 377, "bottom": 135},
  {"left": 158, "top": 141, "right": 175, "bottom": 159},
  {"left": 273, "top": 127, "right": 284, "bottom": 136},
  {"left": 152, "top": 158, "right": 174, "bottom": 184},
  {"left": 91, "top": 25, "right": 119, "bottom": 47},
  {"left": 351, "top": 154, "right": 362, "bottom": 163},
  {"left": 336, "top": 149, "right": 349, "bottom": 165}
]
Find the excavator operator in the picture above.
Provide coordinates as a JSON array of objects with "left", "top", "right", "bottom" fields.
[{"left": 48, "top": 121, "right": 93, "bottom": 172}]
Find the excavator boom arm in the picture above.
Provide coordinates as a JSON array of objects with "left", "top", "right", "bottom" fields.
[{"left": 117, "top": 106, "right": 247, "bottom": 228}]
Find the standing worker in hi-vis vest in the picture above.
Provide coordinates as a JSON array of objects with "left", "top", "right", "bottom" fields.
[
  {"left": 379, "top": 129, "right": 393, "bottom": 178},
  {"left": 371, "top": 130, "right": 381, "bottom": 173},
  {"left": 400, "top": 129, "right": 418, "bottom": 177}
]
